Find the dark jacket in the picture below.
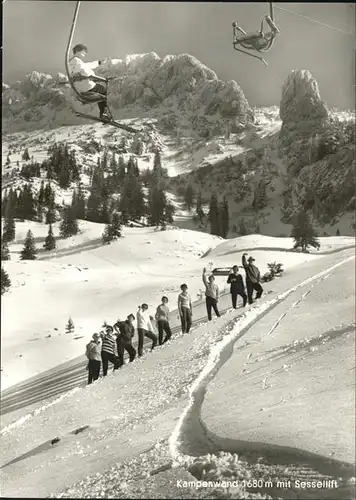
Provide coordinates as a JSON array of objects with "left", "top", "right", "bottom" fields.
[
  {"left": 227, "top": 272, "right": 245, "bottom": 293},
  {"left": 242, "top": 255, "right": 261, "bottom": 284},
  {"left": 116, "top": 320, "right": 134, "bottom": 343}
]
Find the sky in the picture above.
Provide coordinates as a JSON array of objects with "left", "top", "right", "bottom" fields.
[{"left": 3, "top": 1, "right": 355, "bottom": 109}]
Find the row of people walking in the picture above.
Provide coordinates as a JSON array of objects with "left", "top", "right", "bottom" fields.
[
  {"left": 85, "top": 253, "right": 263, "bottom": 384},
  {"left": 85, "top": 298, "right": 174, "bottom": 384}
]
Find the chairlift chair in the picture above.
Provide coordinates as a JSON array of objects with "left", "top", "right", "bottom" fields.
[{"left": 232, "top": 2, "right": 280, "bottom": 66}]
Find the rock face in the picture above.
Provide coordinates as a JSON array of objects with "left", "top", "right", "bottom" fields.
[
  {"left": 279, "top": 70, "right": 328, "bottom": 126},
  {"left": 2, "top": 52, "right": 254, "bottom": 136}
]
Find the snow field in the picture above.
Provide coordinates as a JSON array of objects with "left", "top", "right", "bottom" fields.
[
  {"left": 0, "top": 247, "right": 354, "bottom": 498},
  {"left": 2, "top": 226, "right": 354, "bottom": 390}
]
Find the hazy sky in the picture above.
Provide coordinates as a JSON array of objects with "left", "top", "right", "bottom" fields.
[{"left": 3, "top": 1, "right": 355, "bottom": 109}]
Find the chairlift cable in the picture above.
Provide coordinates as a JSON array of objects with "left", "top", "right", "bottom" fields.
[{"left": 274, "top": 5, "right": 355, "bottom": 37}]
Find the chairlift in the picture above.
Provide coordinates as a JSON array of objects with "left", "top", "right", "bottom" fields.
[{"left": 232, "top": 2, "right": 280, "bottom": 66}]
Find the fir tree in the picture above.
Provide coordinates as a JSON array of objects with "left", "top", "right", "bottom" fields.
[
  {"left": 46, "top": 205, "right": 57, "bottom": 224},
  {"left": 120, "top": 175, "right": 146, "bottom": 221},
  {"left": 38, "top": 180, "right": 45, "bottom": 207},
  {"left": 1, "top": 267, "right": 11, "bottom": 295},
  {"left": 74, "top": 183, "right": 86, "bottom": 220},
  {"left": 102, "top": 212, "right": 122, "bottom": 244},
  {"left": 147, "top": 185, "right": 171, "bottom": 227},
  {"left": 1, "top": 239, "right": 10, "bottom": 261},
  {"left": 60, "top": 206, "right": 79, "bottom": 238},
  {"left": 59, "top": 162, "right": 71, "bottom": 189},
  {"left": 195, "top": 192, "right": 205, "bottom": 225},
  {"left": 208, "top": 194, "right": 220, "bottom": 236},
  {"left": 152, "top": 150, "right": 163, "bottom": 183},
  {"left": 20, "top": 230, "right": 37, "bottom": 260},
  {"left": 65, "top": 317, "right": 75, "bottom": 334},
  {"left": 22, "top": 184, "right": 37, "bottom": 220},
  {"left": 291, "top": 211, "right": 320, "bottom": 252},
  {"left": 43, "top": 224, "right": 56, "bottom": 251},
  {"left": 22, "top": 148, "right": 30, "bottom": 161},
  {"left": 3, "top": 198, "right": 16, "bottom": 243},
  {"left": 184, "top": 185, "right": 194, "bottom": 212},
  {"left": 220, "top": 197, "right": 229, "bottom": 238}
]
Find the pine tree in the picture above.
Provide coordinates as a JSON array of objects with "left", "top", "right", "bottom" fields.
[
  {"left": 208, "top": 194, "right": 220, "bottom": 236},
  {"left": 118, "top": 155, "right": 126, "bottom": 182},
  {"left": 38, "top": 180, "right": 45, "bottom": 207},
  {"left": 22, "top": 184, "right": 37, "bottom": 220},
  {"left": 291, "top": 211, "right": 320, "bottom": 252},
  {"left": 20, "top": 230, "right": 37, "bottom": 260},
  {"left": 43, "top": 224, "right": 56, "bottom": 251},
  {"left": 1, "top": 240, "right": 10, "bottom": 261},
  {"left": 65, "top": 317, "right": 75, "bottom": 334},
  {"left": 1, "top": 267, "right": 11, "bottom": 295},
  {"left": 60, "top": 206, "right": 79, "bottom": 238},
  {"left": 220, "top": 197, "right": 229, "bottom": 238},
  {"left": 86, "top": 191, "right": 102, "bottom": 222},
  {"left": 22, "top": 148, "right": 30, "bottom": 161},
  {"left": 46, "top": 205, "right": 57, "bottom": 224},
  {"left": 196, "top": 192, "right": 205, "bottom": 225},
  {"left": 152, "top": 150, "right": 163, "bottom": 183},
  {"left": 3, "top": 198, "right": 16, "bottom": 243},
  {"left": 184, "top": 185, "right": 194, "bottom": 212},
  {"left": 74, "top": 183, "right": 86, "bottom": 220},
  {"left": 86, "top": 162, "right": 105, "bottom": 222},
  {"left": 59, "top": 162, "right": 71, "bottom": 189},
  {"left": 120, "top": 175, "right": 146, "bottom": 222},
  {"left": 102, "top": 212, "right": 122, "bottom": 244}
]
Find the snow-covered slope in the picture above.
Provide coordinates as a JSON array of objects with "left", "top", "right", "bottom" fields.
[
  {"left": 0, "top": 247, "right": 354, "bottom": 498},
  {"left": 1, "top": 227, "right": 354, "bottom": 391}
]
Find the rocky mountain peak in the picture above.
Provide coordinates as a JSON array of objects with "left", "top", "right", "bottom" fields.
[{"left": 279, "top": 69, "right": 329, "bottom": 125}]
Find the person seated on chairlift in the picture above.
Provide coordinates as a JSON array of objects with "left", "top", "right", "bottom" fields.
[{"left": 68, "top": 43, "right": 109, "bottom": 119}]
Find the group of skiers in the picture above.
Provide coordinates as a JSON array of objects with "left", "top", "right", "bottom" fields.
[
  {"left": 85, "top": 299, "right": 173, "bottom": 384},
  {"left": 85, "top": 253, "right": 263, "bottom": 384}
]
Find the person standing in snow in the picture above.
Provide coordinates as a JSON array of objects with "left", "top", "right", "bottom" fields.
[
  {"left": 68, "top": 43, "right": 109, "bottom": 119},
  {"left": 178, "top": 284, "right": 193, "bottom": 334},
  {"left": 136, "top": 304, "right": 158, "bottom": 357},
  {"left": 155, "top": 296, "right": 172, "bottom": 345},
  {"left": 227, "top": 265, "right": 247, "bottom": 308},
  {"left": 202, "top": 268, "right": 220, "bottom": 321},
  {"left": 85, "top": 333, "right": 102, "bottom": 384},
  {"left": 114, "top": 314, "right": 136, "bottom": 367},
  {"left": 242, "top": 253, "right": 263, "bottom": 305},
  {"left": 100, "top": 325, "right": 119, "bottom": 376}
]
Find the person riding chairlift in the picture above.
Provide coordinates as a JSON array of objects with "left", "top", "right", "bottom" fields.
[{"left": 68, "top": 43, "right": 110, "bottom": 119}]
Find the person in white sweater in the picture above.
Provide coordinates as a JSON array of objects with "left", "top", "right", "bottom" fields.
[
  {"left": 202, "top": 267, "right": 220, "bottom": 321},
  {"left": 136, "top": 303, "right": 157, "bottom": 357},
  {"left": 178, "top": 284, "right": 193, "bottom": 334},
  {"left": 68, "top": 43, "right": 109, "bottom": 118}
]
